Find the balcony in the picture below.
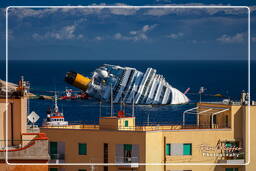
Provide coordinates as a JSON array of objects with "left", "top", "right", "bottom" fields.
[
  {"left": 218, "top": 159, "right": 245, "bottom": 164},
  {"left": 0, "top": 133, "right": 49, "bottom": 162},
  {"left": 218, "top": 152, "right": 245, "bottom": 164},
  {"left": 49, "top": 153, "right": 65, "bottom": 163},
  {"left": 116, "top": 156, "right": 139, "bottom": 168}
]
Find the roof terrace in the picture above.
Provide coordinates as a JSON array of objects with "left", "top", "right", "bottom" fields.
[{"left": 41, "top": 102, "right": 238, "bottom": 132}]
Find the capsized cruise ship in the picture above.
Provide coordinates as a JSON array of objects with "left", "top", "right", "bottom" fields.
[{"left": 65, "top": 64, "right": 189, "bottom": 105}]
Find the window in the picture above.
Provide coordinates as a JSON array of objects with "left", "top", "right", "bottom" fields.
[
  {"left": 103, "top": 166, "right": 108, "bottom": 171},
  {"left": 225, "top": 141, "right": 239, "bottom": 148},
  {"left": 104, "top": 143, "right": 108, "bottom": 163},
  {"left": 225, "top": 115, "right": 229, "bottom": 127},
  {"left": 183, "top": 144, "right": 192, "bottom": 155},
  {"left": 78, "top": 169, "right": 86, "bottom": 171},
  {"left": 50, "top": 142, "right": 58, "bottom": 159},
  {"left": 49, "top": 168, "right": 58, "bottom": 171},
  {"left": 50, "top": 142, "right": 58, "bottom": 154},
  {"left": 226, "top": 168, "right": 239, "bottom": 171},
  {"left": 124, "top": 120, "right": 129, "bottom": 127},
  {"left": 124, "top": 144, "right": 132, "bottom": 151},
  {"left": 167, "top": 143, "right": 192, "bottom": 156},
  {"left": 124, "top": 144, "right": 132, "bottom": 162},
  {"left": 166, "top": 144, "right": 171, "bottom": 156},
  {"left": 79, "top": 143, "right": 87, "bottom": 155},
  {"left": 226, "top": 142, "right": 232, "bottom": 148},
  {"left": 213, "top": 115, "right": 217, "bottom": 124}
]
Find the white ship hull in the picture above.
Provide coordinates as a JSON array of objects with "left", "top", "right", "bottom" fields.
[{"left": 86, "top": 64, "right": 189, "bottom": 105}]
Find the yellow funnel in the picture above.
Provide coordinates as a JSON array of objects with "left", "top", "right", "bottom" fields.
[{"left": 65, "top": 71, "right": 91, "bottom": 91}]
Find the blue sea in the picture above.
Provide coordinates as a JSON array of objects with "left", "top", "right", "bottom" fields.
[{"left": 0, "top": 60, "right": 254, "bottom": 126}]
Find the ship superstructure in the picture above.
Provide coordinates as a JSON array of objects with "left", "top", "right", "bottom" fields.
[
  {"left": 43, "top": 93, "right": 68, "bottom": 126},
  {"left": 65, "top": 64, "right": 189, "bottom": 105}
]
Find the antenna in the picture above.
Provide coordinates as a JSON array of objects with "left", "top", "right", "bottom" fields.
[
  {"left": 120, "top": 93, "right": 122, "bottom": 111},
  {"left": 147, "top": 113, "right": 150, "bottom": 126},
  {"left": 123, "top": 95, "right": 125, "bottom": 114},
  {"left": 62, "top": 104, "right": 64, "bottom": 116},
  {"left": 110, "top": 84, "right": 113, "bottom": 117},
  {"left": 54, "top": 91, "right": 58, "bottom": 113},
  {"left": 121, "top": 92, "right": 125, "bottom": 113},
  {"left": 132, "top": 92, "right": 135, "bottom": 117},
  {"left": 99, "top": 100, "right": 102, "bottom": 118}
]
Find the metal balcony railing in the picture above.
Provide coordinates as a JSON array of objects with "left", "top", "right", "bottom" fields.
[
  {"left": 50, "top": 153, "right": 65, "bottom": 160},
  {"left": 117, "top": 122, "right": 231, "bottom": 131},
  {"left": 116, "top": 156, "right": 139, "bottom": 164}
]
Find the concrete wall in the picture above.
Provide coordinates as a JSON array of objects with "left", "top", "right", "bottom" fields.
[{"left": 41, "top": 128, "right": 146, "bottom": 171}]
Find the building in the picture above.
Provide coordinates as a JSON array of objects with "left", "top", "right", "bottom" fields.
[
  {"left": 0, "top": 78, "right": 49, "bottom": 171},
  {"left": 41, "top": 93, "right": 256, "bottom": 171}
]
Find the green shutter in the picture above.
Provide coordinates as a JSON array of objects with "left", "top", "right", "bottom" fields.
[
  {"left": 78, "top": 169, "right": 86, "bottom": 171},
  {"left": 124, "top": 144, "right": 132, "bottom": 151},
  {"left": 226, "top": 142, "right": 232, "bottom": 148},
  {"left": 225, "top": 168, "right": 233, "bottom": 171},
  {"left": 125, "top": 120, "right": 129, "bottom": 127},
  {"left": 50, "top": 168, "right": 58, "bottom": 171},
  {"left": 79, "top": 143, "right": 87, "bottom": 155},
  {"left": 166, "top": 144, "right": 171, "bottom": 156},
  {"left": 50, "top": 142, "right": 58, "bottom": 154},
  {"left": 183, "top": 144, "right": 192, "bottom": 155}
]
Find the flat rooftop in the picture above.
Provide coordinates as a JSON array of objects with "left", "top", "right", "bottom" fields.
[{"left": 41, "top": 124, "right": 232, "bottom": 132}]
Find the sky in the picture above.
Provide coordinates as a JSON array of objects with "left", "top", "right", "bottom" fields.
[{"left": 0, "top": 0, "right": 256, "bottom": 60}]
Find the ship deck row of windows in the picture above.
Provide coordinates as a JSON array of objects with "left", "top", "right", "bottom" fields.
[{"left": 99, "top": 66, "right": 174, "bottom": 104}]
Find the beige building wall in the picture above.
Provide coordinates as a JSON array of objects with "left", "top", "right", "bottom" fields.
[
  {"left": 41, "top": 103, "right": 256, "bottom": 171},
  {"left": 41, "top": 128, "right": 146, "bottom": 171},
  {"left": 245, "top": 105, "right": 256, "bottom": 171},
  {"left": 145, "top": 131, "right": 164, "bottom": 171},
  {"left": 0, "top": 102, "right": 7, "bottom": 147},
  {"left": 163, "top": 129, "right": 234, "bottom": 164},
  {"left": 0, "top": 97, "right": 28, "bottom": 146}
]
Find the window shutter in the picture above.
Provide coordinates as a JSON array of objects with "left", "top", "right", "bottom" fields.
[
  {"left": 79, "top": 143, "right": 87, "bottom": 155},
  {"left": 125, "top": 120, "right": 129, "bottom": 127},
  {"left": 225, "top": 142, "right": 232, "bottom": 148},
  {"left": 50, "top": 142, "right": 58, "bottom": 154},
  {"left": 124, "top": 144, "right": 132, "bottom": 151},
  {"left": 183, "top": 144, "right": 192, "bottom": 155},
  {"left": 166, "top": 144, "right": 171, "bottom": 155},
  {"left": 50, "top": 168, "right": 58, "bottom": 171},
  {"left": 225, "top": 169, "right": 233, "bottom": 171}
]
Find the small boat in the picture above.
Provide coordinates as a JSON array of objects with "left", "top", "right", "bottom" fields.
[
  {"left": 60, "top": 88, "right": 89, "bottom": 100},
  {"left": 43, "top": 93, "right": 68, "bottom": 126}
]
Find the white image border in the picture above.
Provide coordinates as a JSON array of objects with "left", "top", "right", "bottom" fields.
[{"left": 5, "top": 5, "right": 251, "bottom": 166}]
